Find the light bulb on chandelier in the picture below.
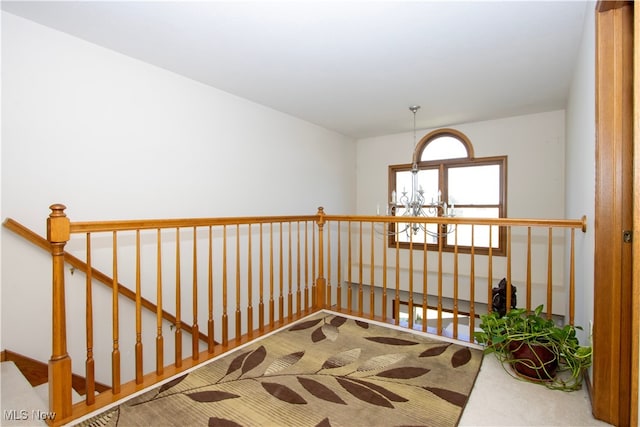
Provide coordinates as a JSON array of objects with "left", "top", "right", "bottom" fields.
[{"left": 381, "top": 105, "right": 456, "bottom": 239}]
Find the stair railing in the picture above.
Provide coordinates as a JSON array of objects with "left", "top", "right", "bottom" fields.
[
  {"left": 45, "top": 204, "right": 325, "bottom": 424},
  {"left": 40, "top": 204, "right": 586, "bottom": 425},
  {"left": 3, "top": 218, "right": 209, "bottom": 345}
]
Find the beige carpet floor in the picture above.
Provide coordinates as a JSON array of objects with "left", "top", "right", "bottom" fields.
[
  {"left": 460, "top": 354, "right": 611, "bottom": 426},
  {"left": 76, "top": 311, "right": 484, "bottom": 427},
  {"left": 64, "top": 310, "right": 611, "bottom": 427}
]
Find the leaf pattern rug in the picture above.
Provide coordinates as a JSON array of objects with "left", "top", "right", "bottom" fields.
[{"left": 76, "top": 311, "right": 483, "bottom": 427}]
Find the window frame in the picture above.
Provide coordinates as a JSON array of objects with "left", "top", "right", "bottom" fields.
[{"left": 388, "top": 129, "right": 507, "bottom": 255}]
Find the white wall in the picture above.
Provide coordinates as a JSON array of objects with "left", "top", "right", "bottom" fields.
[
  {"left": 0, "top": 12, "right": 356, "bottom": 374},
  {"left": 565, "top": 3, "right": 595, "bottom": 345},
  {"left": 356, "top": 111, "right": 566, "bottom": 219},
  {"left": 355, "top": 111, "right": 570, "bottom": 312}
]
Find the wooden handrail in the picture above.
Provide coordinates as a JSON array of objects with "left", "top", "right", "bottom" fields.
[
  {"left": 65, "top": 214, "right": 586, "bottom": 234},
  {"left": 68, "top": 214, "right": 320, "bottom": 233},
  {"left": 2, "top": 218, "right": 210, "bottom": 344},
  {"left": 324, "top": 214, "right": 588, "bottom": 232}
]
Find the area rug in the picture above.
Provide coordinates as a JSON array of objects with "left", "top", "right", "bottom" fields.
[{"left": 76, "top": 311, "right": 483, "bottom": 427}]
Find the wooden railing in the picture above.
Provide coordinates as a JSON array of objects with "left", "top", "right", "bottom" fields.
[
  {"left": 3, "top": 218, "right": 209, "bottom": 344},
  {"left": 45, "top": 205, "right": 324, "bottom": 424},
  {"left": 38, "top": 204, "right": 586, "bottom": 425},
  {"left": 320, "top": 213, "right": 587, "bottom": 338}
]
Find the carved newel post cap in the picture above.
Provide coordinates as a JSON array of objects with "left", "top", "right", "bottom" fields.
[
  {"left": 49, "top": 204, "right": 68, "bottom": 217},
  {"left": 47, "top": 204, "right": 70, "bottom": 242},
  {"left": 316, "top": 207, "right": 326, "bottom": 226}
]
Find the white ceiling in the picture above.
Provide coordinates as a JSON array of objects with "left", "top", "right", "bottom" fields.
[{"left": 2, "top": 1, "right": 590, "bottom": 138}]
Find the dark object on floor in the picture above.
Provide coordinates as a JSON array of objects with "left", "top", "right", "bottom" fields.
[{"left": 492, "top": 278, "right": 517, "bottom": 316}]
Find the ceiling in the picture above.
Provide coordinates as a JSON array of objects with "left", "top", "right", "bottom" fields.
[{"left": 2, "top": 1, "right": 590, "bottom": 139}]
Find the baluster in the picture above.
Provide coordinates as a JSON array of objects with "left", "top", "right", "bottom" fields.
[
  {"left": 569, "top": 228, "right": 576, "bottom": 325},
  {"left": 288, "top": 222, "right": 293, "bottom": 320},
  {"left": 394, "top": 232, "right": 400, "bottom": 325},
  {"left": 526, "top": 227, "right": 532, "bottom": 311},
  {"left": 421, "top": 221, "right": 428, "bottom": 332},
  {"left": 337, "top": 221, "right": 342, "bottom": 312},
  {"left": 269, "top": 223, "right": 274, "bottom": 327},
  {"left": 192, "top": 226, "right": 199, "bottom": 360},
  {"left": 313, "top": 222, "right": 318, "bottom": 307},
  {"left": 259, "top": 223, "right": 265, "bottom": 331},
  {"left": 247, "top": 224, "right": 254, "bottom": 337},
  {"left": 236, "top": 224, "right": 241, "bottom": 339},
  {"left": 304, "top": 221, "right": 309, "bottom": 312},
  {"left": 487, "top": 227, "right": 493, "bottom": 313},
  {"left": 369, "top": 222, "right": 375, "bottom": 319},
  {"left": 208, "top": 226, "right": 214, "bottom": 353},
  {"left": 469, "top": 225, "right": 475, "bottom": 340},
  {"left": 358, "top": 221, "right": 363, "bottom": 317},
  {"left": 85, "top": 233, "right": 95, "bottom": 404},
  {"left": 156, "top": 229, "right": 164, "bottom": 375},
  {"left": 506, "top": 226, "right": 512, "bottom": 312},
  {"left": 453, "top": 226, "right": 459, "bottom": 339},
  {"left": 279, "top": 223, "right": 284, "bottom": 320},
  {"left": 326, "top": 222, "right": 332, "bottom": 310},
  {"left": 296, "top": 222, "right": 302, "bottom": 314},
  {"left": 135, "top": 230, "right": 143, "bottom": 383},
  {"left": 174, "top": 228, "right": 182, "bottom": 367},
  {"left": 112, "top": 231, "right": 121, "bottom": 393},
  {"left": 312, "top": 219, "right": 317, "bottom": 308},
  {"left": 408, "top": 225, "right": 414, "bottom": 327},
  {"left": 381, "top": 221, "right": 387, "bottom": 321},
  {"left": 348, "top": 221, "right": 353, "bottom": 313},
  {"left": 222, "top": 225, "right": 229, "bottom": 345},
  {"left": 547, "top": 227, "right": 553, "bottom": 319},
  {"left": 437, "top": 223, "right": 443, "bottom": 334}
]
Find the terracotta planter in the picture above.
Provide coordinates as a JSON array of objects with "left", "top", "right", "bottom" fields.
[{"left": 508, "top": 341, "right": 558, "bottom": 381}]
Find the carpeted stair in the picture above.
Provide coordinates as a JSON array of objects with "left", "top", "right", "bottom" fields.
[{"left": 1, "top": 361, "right": 84, "bottom": 425}]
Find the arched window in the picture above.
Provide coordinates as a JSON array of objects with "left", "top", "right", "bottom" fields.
[
  {"left": 389, "top": 128, "right": 507, "bottom": 254},
  {"left": 415, "top": 129, "right": 473, "bottom": 162}
]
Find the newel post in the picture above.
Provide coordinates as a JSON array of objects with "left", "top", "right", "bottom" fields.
[
  {"left": 314, "top": 207, "right": 326, "bottom": 309},
  {"left": 47, "top": 204, "right": 72, "bottom": 420}
]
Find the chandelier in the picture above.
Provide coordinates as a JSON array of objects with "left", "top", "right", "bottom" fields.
[{"left": 385, "top": 106, "right": 455, "bottom": 239}]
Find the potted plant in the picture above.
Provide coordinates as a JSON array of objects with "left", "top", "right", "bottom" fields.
[{"left": 474, "top": 304, "right": 592, "bottom": 391}]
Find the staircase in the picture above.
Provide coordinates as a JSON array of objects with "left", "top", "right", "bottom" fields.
[
  {"left": 0, "top": 351, "right": 98, "bottom": 425},
  {"left": 1, "top": 361, "right": 50, "bottom": 425}
]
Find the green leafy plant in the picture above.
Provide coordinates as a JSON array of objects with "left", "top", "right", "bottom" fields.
[{"left": 474, "top": 305, "right": 592, "bottom": 391}]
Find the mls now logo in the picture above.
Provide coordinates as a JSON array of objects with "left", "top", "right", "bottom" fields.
[
  {"left": 3, "top": 409, "right": 29, "bottom": 420},
  {"left": 3, "top": 409, "right": 56, "bottom": 421}
]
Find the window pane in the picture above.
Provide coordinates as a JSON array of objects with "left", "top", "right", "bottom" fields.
[
  {"left": 449, "top": 207, "right": 500, "bottom": 248},
  {"left": 420, "top": 136, "right": 467, "bottom": 161},
  {"left": 448, "top": 165, "right": 500, "bottom": 204},
  {"left": 394, "top": 169, "right": 438, "bottom": 204}
]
